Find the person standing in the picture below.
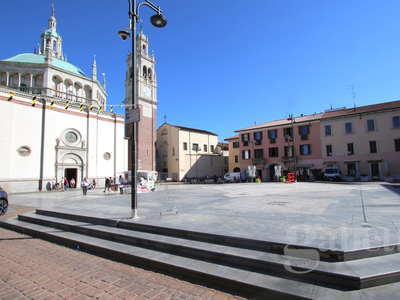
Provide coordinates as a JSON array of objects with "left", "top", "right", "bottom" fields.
[
  {"left": 103, "top": 177, "right": 110, "bottom": 193},
  {"left": 93, "top": 178, "right": 97, "bottom": 189},
  {"left": 81, "top": 177, "right": 89, "bottom": 195}
]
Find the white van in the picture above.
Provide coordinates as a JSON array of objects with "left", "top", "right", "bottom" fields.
[
  {"left": 324, "top": 167, "right": 342, "bottom": 181},
  {"left": 224, "top": 172, "right": 241, "bottom": 183}
]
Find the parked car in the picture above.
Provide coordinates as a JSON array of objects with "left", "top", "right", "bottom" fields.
[{"left": 0, "top": 187, "right": 8, "bottom": 215}]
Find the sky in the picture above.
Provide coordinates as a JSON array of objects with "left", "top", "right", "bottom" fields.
[{"left": 2, "top": 0, "right": 400, "bottom": 142}]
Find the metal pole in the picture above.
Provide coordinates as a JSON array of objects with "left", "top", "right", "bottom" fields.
[{"left": 131, "top": 0, "right": 138, "bottom": 218}]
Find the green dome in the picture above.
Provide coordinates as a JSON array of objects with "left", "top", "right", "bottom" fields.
[
  {"left": 44, "top": 29, "right": 61, "bottom": 40},
  {"left": 3, "top": 53, "right": 87, "bottom": 77}
]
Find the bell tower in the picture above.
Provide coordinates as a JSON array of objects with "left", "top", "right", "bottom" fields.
[{"left": 124, "top": 29, "right": 158, "bottom": 171}]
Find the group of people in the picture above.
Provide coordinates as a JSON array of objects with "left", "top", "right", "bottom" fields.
[
  {"left": 51, "top": 178, "right": 75, "bottom": 191},
  {"left": 103, "top": 175, "right": 125, "bottom": 193},
  {"left": 50, "top": 176, "right": 128, "bottom": 195}
]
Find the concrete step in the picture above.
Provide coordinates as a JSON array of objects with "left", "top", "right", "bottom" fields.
[
  {"left": 34, "top": 209, "right": 400, "bottom": 262},
  {"left": 2, "top": 210, "right": 400, "bottom": 298}
]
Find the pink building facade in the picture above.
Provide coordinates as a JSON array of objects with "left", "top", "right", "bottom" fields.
[{"left": 235, "top": 114, "right": 324, "bottom": 181}]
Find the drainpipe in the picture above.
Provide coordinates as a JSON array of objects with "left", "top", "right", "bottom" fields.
[
  {"left": 38, "top": 98, "right": 46, "bottom": 191},
  {"left": 114, "top": 116, "right": 117, "bottom": 181}
]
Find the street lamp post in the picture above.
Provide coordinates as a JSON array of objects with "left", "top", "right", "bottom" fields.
[{"left": 119, "top": 0, "right": 167, "bottom": 219}]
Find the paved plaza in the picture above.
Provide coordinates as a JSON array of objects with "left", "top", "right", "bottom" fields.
[
  {"left": 8, "top": 181, "right": 400, "bottom": 252},
  {"left": 2, "top": 181, "right": 400, "bottom": 299}
]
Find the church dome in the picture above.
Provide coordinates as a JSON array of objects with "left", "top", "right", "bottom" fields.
[
  {"left": 136, "top": 30, "right": 148, "bottom": 42},
  {"left": 3, "top": 53, "right": 87, "bottom": 77}
]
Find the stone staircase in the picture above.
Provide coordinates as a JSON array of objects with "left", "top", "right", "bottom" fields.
[{"left": 2, "top": 209, "right": 400, "bottom": 299}]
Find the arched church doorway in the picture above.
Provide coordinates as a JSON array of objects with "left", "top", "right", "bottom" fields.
[
  {"left": 65, "top": 168, "right": 77, "bottom": 188},
  {"left": 233, "top": 167, "right": 240, "bottom": 172}
]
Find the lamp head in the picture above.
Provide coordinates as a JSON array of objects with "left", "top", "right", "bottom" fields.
[
  {"left": 150, "top": 14, "right": 167, "bottom": 28},
  {"left": 118, "top": 29, "right": 131, "bottom": 41}
]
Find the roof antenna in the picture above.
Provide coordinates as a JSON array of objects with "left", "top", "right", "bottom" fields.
[{"left": 347, "top": 84, "right": 359, "bottom": 109}]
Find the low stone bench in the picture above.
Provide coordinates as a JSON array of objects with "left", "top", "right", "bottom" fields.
[{"left": 204, "top": 179, "right": 215, "bottom": 184}]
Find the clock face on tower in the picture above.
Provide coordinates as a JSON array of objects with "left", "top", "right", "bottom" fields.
[{"left": 143, "top": 86, "right": 151, "bottom": 97}]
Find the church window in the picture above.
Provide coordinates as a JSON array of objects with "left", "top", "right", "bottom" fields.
[
  {"left": 53, "top": 40, "right": 56, "bottom": 51},
  {"left": 143, "top": 66, "right": 147, "bottom": 78},
  {"left": 143, "top": 45, "right": 146, "bottom": 53},
  {"left": 148, "top": 69, "right": 152, "bottom": 79},
  {"left": 18, "top": 146, "right": 31, "bottom": 157},
  {"left": 103, "top": 152, "right": 111, "bottom": 160},
  {"left": 65, "top": 132, "right": 78, "bottom": 143}
]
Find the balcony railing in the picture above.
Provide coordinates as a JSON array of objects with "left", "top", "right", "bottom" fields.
[
  {"left": 5, "top": 86, "right": 99, "bottom": 108},
  {"left": 282, "top": 156, "right": 297, "bottom": 164},
  {"left": 252, "top": 158, "right": 265, "bottom": 165}
]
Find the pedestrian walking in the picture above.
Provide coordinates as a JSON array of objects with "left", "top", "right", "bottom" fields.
[
  {"left": 93, "top": 178, "right": 97, "bottom": 189},
  {"left": 81, "top": 177, "right": 89, "bottom": 195},
  {"left": 62, "top": 177, "right": 68, "bottom": 191}
]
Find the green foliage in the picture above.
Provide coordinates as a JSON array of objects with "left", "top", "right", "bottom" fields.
[{"left": 311, "top": 168, "right": 323, "bottom": 180}]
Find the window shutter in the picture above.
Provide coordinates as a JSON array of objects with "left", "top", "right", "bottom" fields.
[
  {"left": 308, "top": 144, "right": 311, "bottom": 154},
  {"left": 307, "top": 125, "right": 310, "bottom": 134},
  {"left": 300, "top": 145, "right": 303, "bottom": 155}
]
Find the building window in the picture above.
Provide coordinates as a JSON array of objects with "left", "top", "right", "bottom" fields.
[
  {"left": 183, "top": 142, "right": 187, "bottom": 150},
  {"left": 395, "top": 139, "right": 400, "bottom": 152},
  {"left": 234, "top": 155, "right": 239, "bottom": 163},
  {"left": 254, "top": 149, "right": 264, "bottom": 158},
  {"left": 242, "top": 150, "right": 251, "bottom": 160},
  {"left": 392, "top": 116, "right": 400, "bottom": 129},
  {"left": 233, "top": 141, "right": 239, "bottom": 148},
  {"left": 299, "top": 125, "right": 309, "bottom": 140},
  {"left": 283, "top": 127, "right": 293, "bottom": 142},
  {"left": 172, "top": 147, "right": 175, "bottom": 156},
  {"left": 268, "top": 130, "right": 277, "bottom": 144},
  {"left": 347, "top": 143, "right": 355, "bottom": 155},
  {"left": 367, "top": 119, "right": 376, "bottom": 132},
  {"left": 242, "top": 133, "right": 249, "bottom": 146},
  {"left": 203, "top": 144, "right": 207, "bottom": 152},
  {"left": 326, "top": 144, "right": 333, "bottom": 156},
  {"left": 211, "top": 145, "right": 214, "bottom": 153},
  {"left": 284, "top": 146, "right": 294, "bottom": 157},
  {"left": 254, "top": 131, "right": 263, "bottom": 145},
  {"left": 192, "top": 143, "right": 199, "bottom": 151},
  {"left": 300, "top": 144, "right": 311, "bottom": 155},
  {"left": 369, "top": 141, "right": 377, "bottom": 153},
  {"left": 325, "top": 125, "right": 332, "bottom": 136},
  {"left": 103, "top": 152, "right": 111, "bottom": 160},
  {"left": 18, "top": 146, "right": 31, "bottom": 157},
  {"left": 269, "top": 147, "right": 279, "bottom": 158},
  {"left": 345, "top": 122, "right": 353, "bottom": 134}
]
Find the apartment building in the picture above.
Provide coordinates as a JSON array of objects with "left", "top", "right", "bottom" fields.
[
  {"left": 321, "top": 101, "right": 400, "bottom": 181},
  {"left": 235, "top": 114, "right": 324, "bottom": 181},
  {"left": 224, "top": 136, "right": 240, "bottom": 172},
  {"left": 156, "top": 123, "right": 223, "bottom": 181}
]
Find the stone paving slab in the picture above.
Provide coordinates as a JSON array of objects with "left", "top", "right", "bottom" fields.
[
  {"left": 0, "top": 205, "right": 246, "bottom": 300},
  {"left": 3, "top": 181, "right": 400, "bottom": 299}
]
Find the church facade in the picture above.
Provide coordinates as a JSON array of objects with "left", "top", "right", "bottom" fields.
[{"left": 0, "top": 5, "right": 127, "bottom": 193}]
